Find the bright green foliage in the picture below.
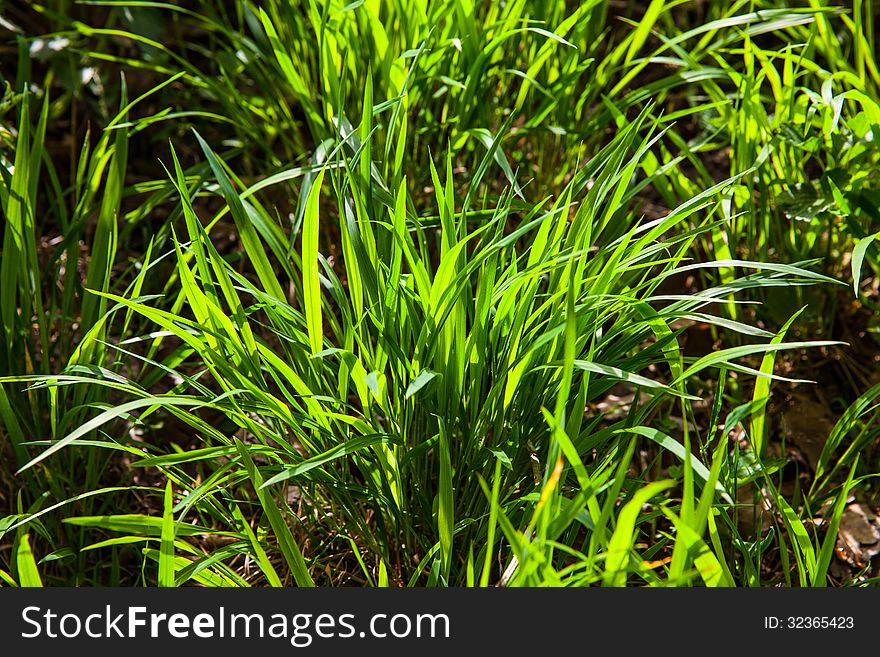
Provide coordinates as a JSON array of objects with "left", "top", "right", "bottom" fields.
[{"left": 1, "top": 0, "right": 879, "bottom": 588}]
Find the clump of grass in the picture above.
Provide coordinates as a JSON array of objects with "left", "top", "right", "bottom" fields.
[
  {"left": 2, "top": 0, "right": 880, "bottom": 587},
  {"left": 6, "top": 102, "right": 838, "bottom": 586}
]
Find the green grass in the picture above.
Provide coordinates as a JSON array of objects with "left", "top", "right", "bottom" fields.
[{"left": 1, "top": 0, "right": 880, "bottom": 587}]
